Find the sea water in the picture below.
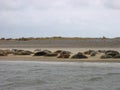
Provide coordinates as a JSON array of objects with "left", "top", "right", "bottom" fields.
[{"left": 0, "top": 61, "right": 120, "bottom": 90}]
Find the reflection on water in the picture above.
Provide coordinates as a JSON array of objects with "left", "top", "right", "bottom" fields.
[{"left": 0, "top": 61, "right": 120, "bottom": 90}]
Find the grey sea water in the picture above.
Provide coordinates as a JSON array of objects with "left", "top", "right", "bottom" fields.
[{"left": 0, "top": 61, "right": 120, "bottom": 90}]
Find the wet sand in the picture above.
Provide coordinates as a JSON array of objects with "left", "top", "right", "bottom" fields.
[{"left": 0, "top": 55, "right": 120, "bottom": 62}]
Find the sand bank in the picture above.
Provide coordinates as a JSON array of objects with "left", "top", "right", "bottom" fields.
[{"left": 0, "top": 38, "right": 120, "bottom": 62}]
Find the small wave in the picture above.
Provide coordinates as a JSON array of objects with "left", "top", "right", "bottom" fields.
[
  {"left": 107, "top": 73, "right": 120, "bottom": 75},
  {"left": 28, "top": 68, "right": 44, "bottom": 72},
  {"left": 82, "top": 87, "right": 93, "bottom": 90},
  {"left": 88, "top": 76, "right": 103, "bottom": 81},
  {"left": 0, "top": 82, "right": 14, "bottom": 88},
  {"left": 5, "top": 79, "right": 47, "bottom": 88}
]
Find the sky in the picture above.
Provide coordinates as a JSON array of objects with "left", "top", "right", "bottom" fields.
[{"left": 0, "top": 0, "right": 120, "bottom": 38}]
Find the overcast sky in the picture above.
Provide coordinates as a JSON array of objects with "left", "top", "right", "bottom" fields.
[{"left": 0, "top": 0, "right": 120, "bottom": 38}]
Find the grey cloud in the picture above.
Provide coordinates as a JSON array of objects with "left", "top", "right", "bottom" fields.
[
  {"left": 0, "top": 0, "right": 120, "bottom": 38},
  {"left": 0, "top": 0, "right": 105, "bottom": 11},
  {"left": 104, "top": 0, "right": 120, "bottom": 9},
  {"left": 0, "top": 0, "right": 25, "bottom": 10},
  {"left": 1, "top": 0, "right": 120, "bottom": 11}
]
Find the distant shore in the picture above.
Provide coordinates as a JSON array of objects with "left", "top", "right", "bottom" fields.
[{"left": 0, "top": 38, "right": 120, "bottom": 48}]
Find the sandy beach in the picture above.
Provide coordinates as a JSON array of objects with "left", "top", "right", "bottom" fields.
[
  {"left": 0, "top": 39, "right": 120, "bottom": 62},
  {"left": 0, "top": 47, "right": 120, "bottom": 62}
]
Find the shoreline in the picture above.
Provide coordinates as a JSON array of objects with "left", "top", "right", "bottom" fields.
[{"left": 0, "top": 56, "right": 120, "bottom": 63}]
